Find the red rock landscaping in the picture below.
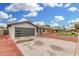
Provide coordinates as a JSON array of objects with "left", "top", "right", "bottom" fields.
[
  {"left": 0, "top": 35, "right": 23, "bottom": 56},
  {"left": 42, "top": 33, "right": 77, "bottom": 42}
]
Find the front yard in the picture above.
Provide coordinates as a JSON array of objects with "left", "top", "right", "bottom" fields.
[
  {"left": 0, "top": 33, "right": 78, "bottom": 56},
  {"left": 58, "top": 32, "right": 78, "bottom": 37},
  {"left": 42, "top": 33, "right": 77, "bottom": 42},
  {"left": 0, "top": 35, "right": 23, "bottom": 56}
]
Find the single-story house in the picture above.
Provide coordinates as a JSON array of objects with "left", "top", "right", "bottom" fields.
[
  {"left": 0, "top": 27, "right": 9, "bottom": 35},
  {"left": 37, "top": 25, "right": 54, "bottom": 34},
  {"left": 53, "top": 28, "right": 65, "bottom": 32},
  {"left": 7, "top": 21, "right": 37, "bottom": 40}
]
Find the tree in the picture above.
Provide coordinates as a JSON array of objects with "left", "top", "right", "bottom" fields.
[
  {"left": 74, "top": 22, "right": 79, "bottom": 32},
  {"left": 45, "top": 24, "right": 50, "bottom": 27}
]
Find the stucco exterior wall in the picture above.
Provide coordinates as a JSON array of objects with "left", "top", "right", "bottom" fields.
[
  {"left": 9, "top": 22, "right": 37, "bottom": 40},
  {"left": 0, "top": 29, "right": 3, "bottom": 35},
  {"left": 9, "top": 25, "right": 15, "bottom": 40},
  {"left": 14, "top": 23, "right": 36, "bottom": 28}
]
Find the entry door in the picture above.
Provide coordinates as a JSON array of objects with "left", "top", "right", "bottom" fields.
[{"left": 15, "top": 27, "right": 35, "bottom": 37}]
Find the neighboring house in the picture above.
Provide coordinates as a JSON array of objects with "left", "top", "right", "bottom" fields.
[
  {"left": 0, "top": 27, "right": 9, "bottom": 35},
  {"left": 44, "top": 27, "right": 54, "bottom": 33},
  {"left": 7, "top": 21, "right": 37, "bottom": 40},
  {"left": 68, "top": 24, "right": 75, "bottom": 30},
  {"left": 53, "top": 27, "right": 66, "bottom": 32},
  {"left": 37, "top": 25, "right": 54, "bottom": 34},
  {"left": 0, "top": 27, "right": 4, "bottom": 35},
  {"left": 67, "top": 24, "right": 76, "bottom": 32},
  {"left": 67, "top": 23, "right": 77, "bottom": 33}
]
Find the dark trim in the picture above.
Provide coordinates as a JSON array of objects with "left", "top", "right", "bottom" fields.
[{"left": 7, "top": 21, "right": 37, "bottom": 28}]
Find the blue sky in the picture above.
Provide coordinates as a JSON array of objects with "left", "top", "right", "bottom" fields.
[{"left": 0, "top": 3, "right": 79, "bottom": 27}]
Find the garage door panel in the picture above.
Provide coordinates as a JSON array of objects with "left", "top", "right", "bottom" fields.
[
  {"left": 15, "top": 27, "right": 35, "bottom": 37},
  {"left": 21, "top": 28, "right": 35, "bottom": 36}
]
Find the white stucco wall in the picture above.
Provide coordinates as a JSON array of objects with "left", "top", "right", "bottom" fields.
[
  {"left": 14, "top": 23, "right": 36, "bottom": 28},
  {"left": 0, "top": 29, "right": 3, "bottom": 35},
  {"left": 9, "top": 25, "right": 15, "bottom": 40}
]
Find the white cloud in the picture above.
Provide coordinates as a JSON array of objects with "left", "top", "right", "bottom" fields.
[
  {"left": 54, "top": 16, "right": 64, "bottom": 21},
  {"left": 0, "top": 23, "right": 7, "bottom": 27},
  {"left": 31, "top": 6, "right": 43, "bottom": 12},
  {"left": 50, "top": 23, "right": 59, "bottom": 28},
  {"left": 50, "top": 23, "right": 63, "bottom": 29},
  {"left": 67, "top": 7, "right": 79, "bottom": 12},
  {"left": 5, "top": 3, "right": 43, "bottom": 12},
  {"left": 53, "top": 23, "right": 59, "bottom": 26},
  {"left": 56, "top": 3, "right": 63, "bottom": 7},
  {"left": 23, "top": 11, "right": 37, "bottom": 17},
  {"left": 0, "top": 11, "right": 10, "bottom": 19},
  {"left": 43, "top": 3, "right": 71, "bottom": 8},
  {"left": 50, "top": 21, "right": 54, "bottom": 23},
  {"left": 9, "top": 14, "right": 12, "bottom": 18},
  {"left": 33, "top": 21, "right": 45, "bottom": 26},
  {"left": 18, "top": 18, "right": 28, "bottom": 22},
  {"left": 68, "top": 18, "right": 79, "bottom": 24},
  {"left": 6, "top": 3, "right": 43, "bottom": 17},
  {"left": 50, "top": 24, "right": 53, "bottom": 27},
  {"left": 7, "top": 18, "right": 17, "bottom": 22},
  {"left": 43, "top": 3, "right": 63, "bottom": 7},
  {"left": 64, "top": 3, "right": 71, "bottom": 8}
]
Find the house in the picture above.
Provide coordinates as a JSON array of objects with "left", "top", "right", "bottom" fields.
[
  {"left": 53, "top": 27, "right": 66, "bottom": 32},
  {"left": 67, "top": 24, "right": 77, "bottom": 32},
  {"left": 37, "top": 25, "right": 54, "bottom": 35},
  {"left": 68, "top": 24, "right": 75, "bottom": 31},
  {"left": 7, "top": 21, "right": 37, "bottom": 40},
  {"left": 0, "top": 27, "right": 9, "bottom": 35}
]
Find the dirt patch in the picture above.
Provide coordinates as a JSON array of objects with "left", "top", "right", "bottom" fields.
[
  {"left": 16, "top": 39, "right": 34, "bottom": 44},
  {"left": 49, "top": 45, "right": 65, "bottom": 52},
  {"left": 34, "top": 41, "right": 44, "bottom": 46}
]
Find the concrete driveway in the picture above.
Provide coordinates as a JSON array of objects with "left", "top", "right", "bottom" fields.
[{"left": 14, "top": 36, "right": 77, "bottom": 56}]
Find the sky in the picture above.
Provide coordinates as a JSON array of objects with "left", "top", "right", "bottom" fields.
[{"left": 0, "top": 3, "right": 79, "bottom": 28}]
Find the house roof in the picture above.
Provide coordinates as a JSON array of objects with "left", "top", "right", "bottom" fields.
[
  {"left": 7, "top": 21, "right": 37, "bottom": 27},
  {"left": 37, "top": 25, "right": 53, "bottom": 29}
]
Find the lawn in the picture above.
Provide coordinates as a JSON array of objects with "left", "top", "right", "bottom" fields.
[{"left": 58, "top": 32, "right": 78, "bottom": 37}]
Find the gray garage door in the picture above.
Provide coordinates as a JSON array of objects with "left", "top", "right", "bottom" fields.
[{"left": 15, "top": 27, "right": 35, "bottom": 37}]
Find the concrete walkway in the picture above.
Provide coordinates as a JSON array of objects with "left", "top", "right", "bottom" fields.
[{"left": 15, "top": 37, "right": 77, "bottom": 56}]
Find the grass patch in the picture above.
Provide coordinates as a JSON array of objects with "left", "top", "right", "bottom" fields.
[{"left": 58, "top": 32, "right": 78, "bottom": 37}]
